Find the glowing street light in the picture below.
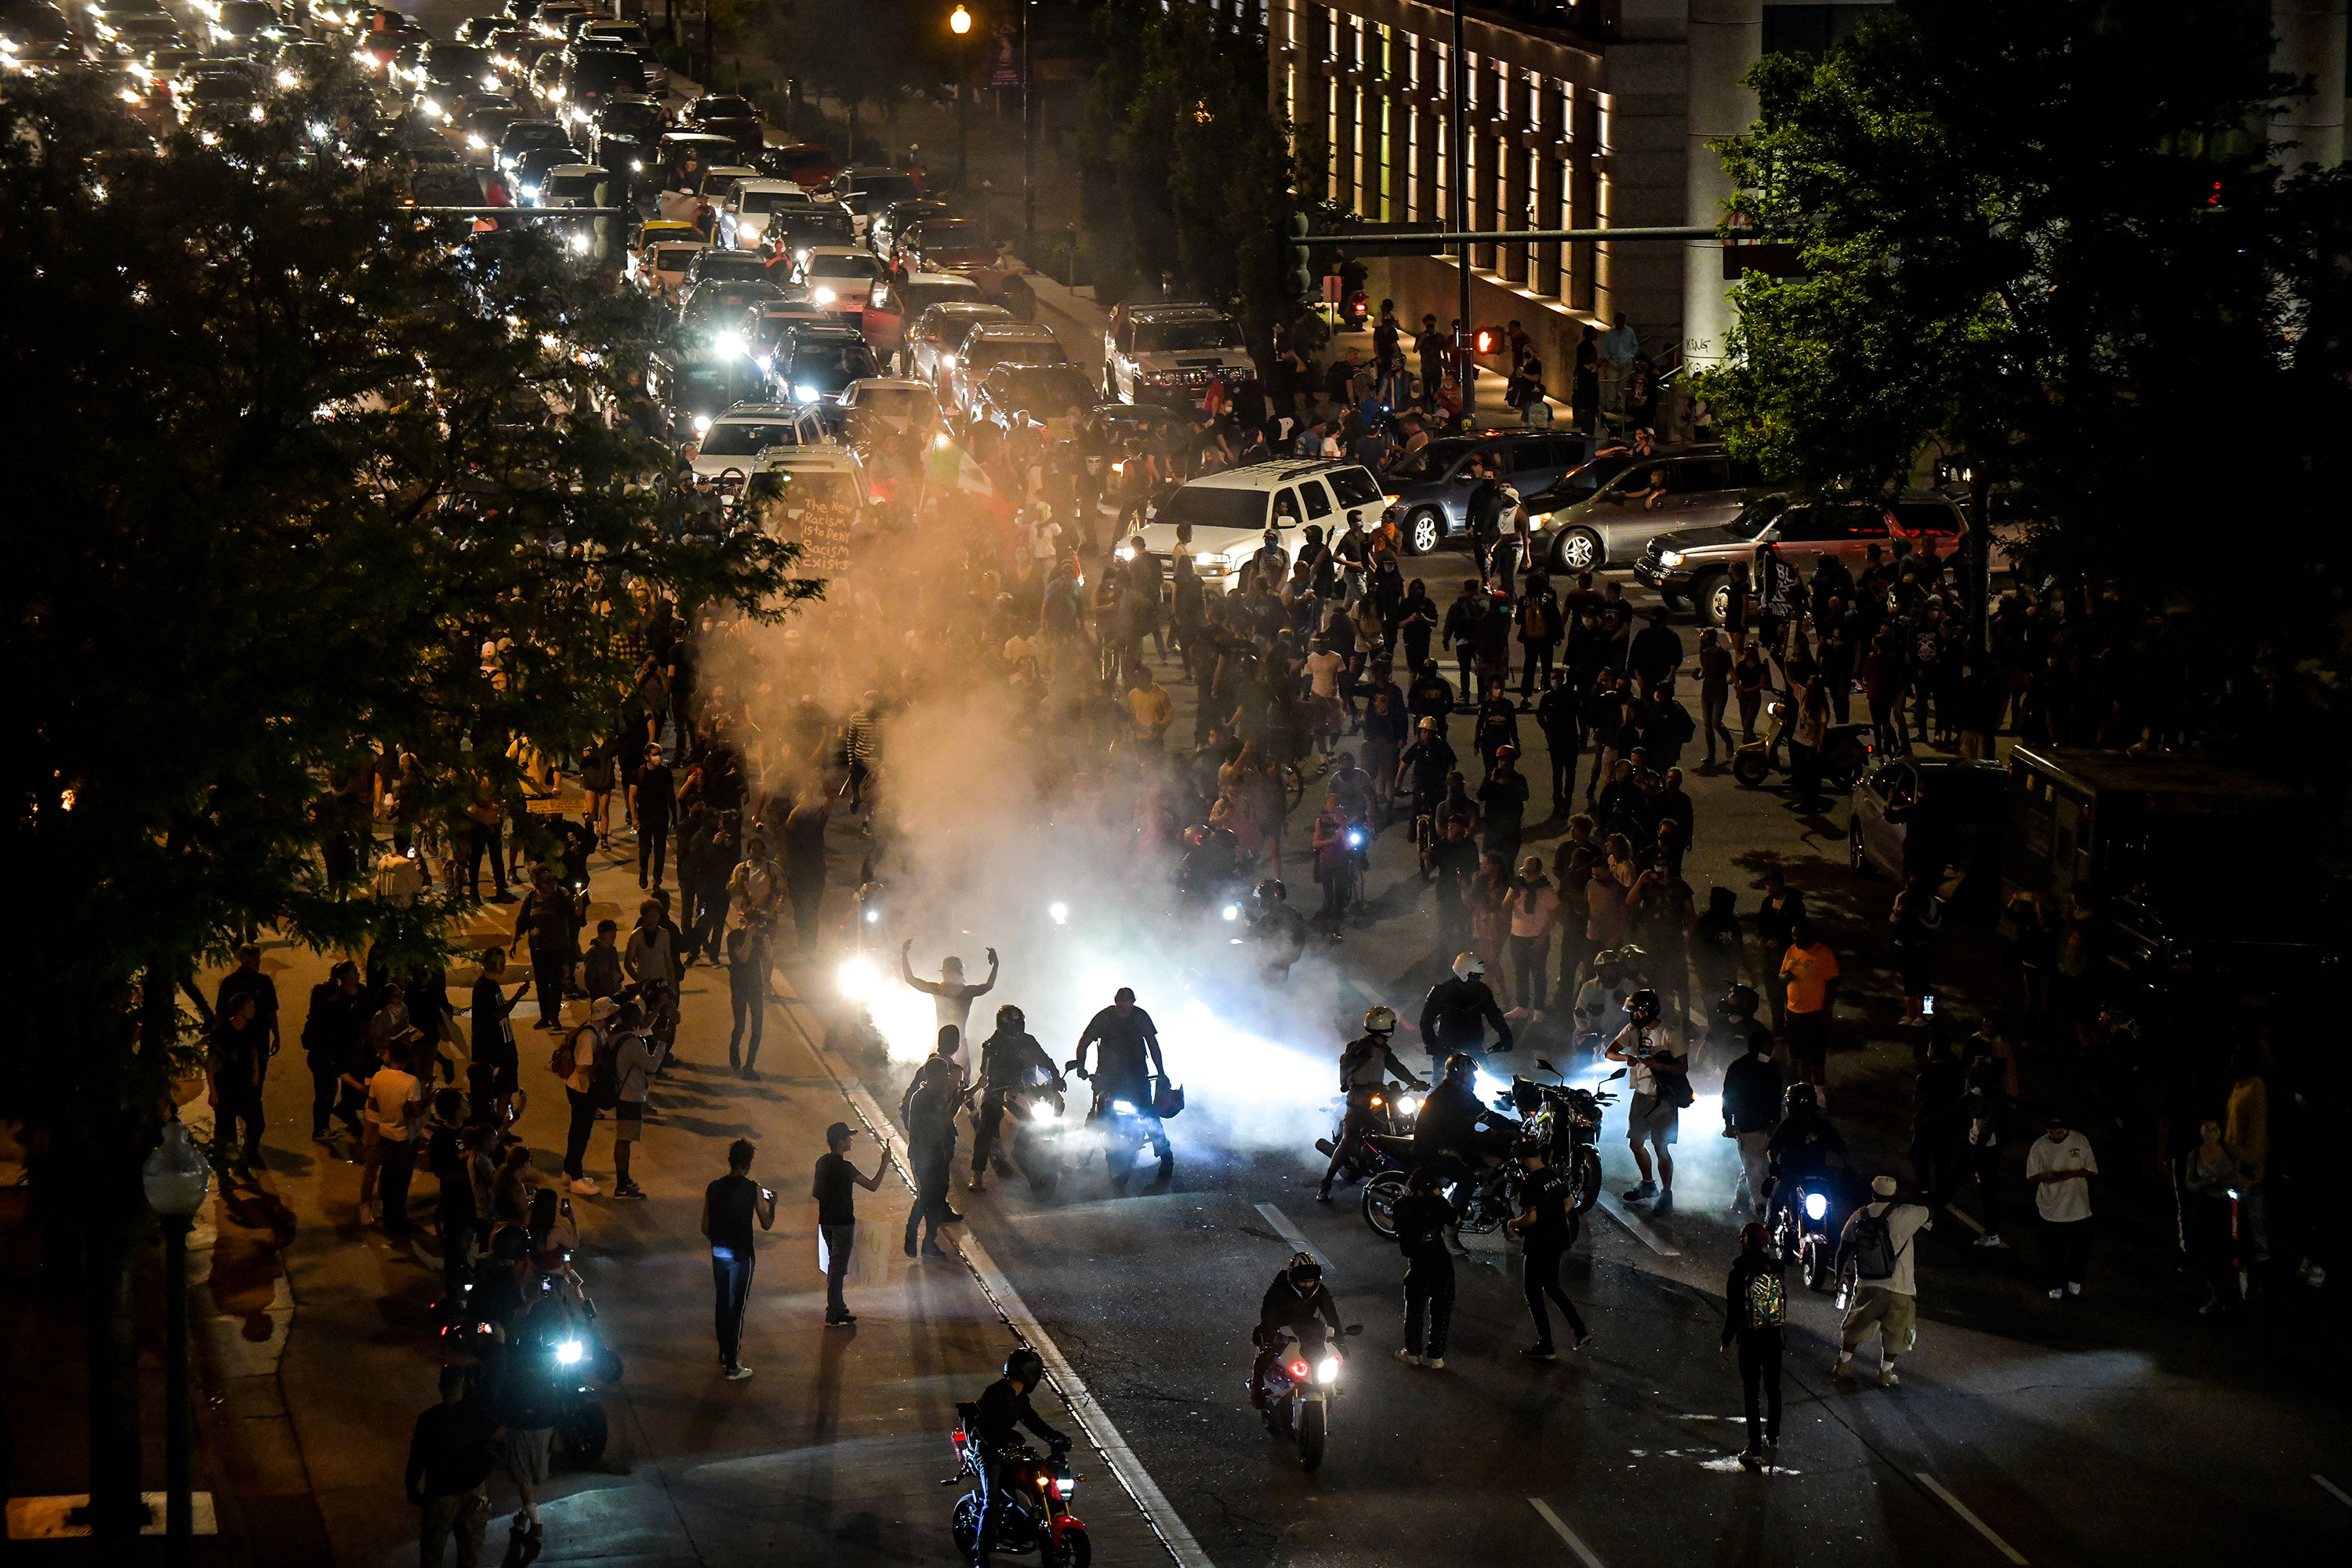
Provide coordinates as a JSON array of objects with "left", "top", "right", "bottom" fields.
[{"left": 949, "top": 4, "right": 971, "bottom": 33}]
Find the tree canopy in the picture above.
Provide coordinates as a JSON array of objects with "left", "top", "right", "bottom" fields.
[{"left": 1701, "top": 0, "right": 2352, "bottom": 602}]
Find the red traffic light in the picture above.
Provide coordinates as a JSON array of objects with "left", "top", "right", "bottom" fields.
[{"left": 1474, "top": 328, "right": 1498, "bottom": 354}]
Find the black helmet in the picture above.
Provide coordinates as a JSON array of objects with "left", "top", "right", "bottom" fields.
[
  {"left": 1285, "top": 1250, "right": 1323, "bottom": 1286},
  {"left": 996, "top": 1004, "right": 1025, "bottom": 1031},
  {"left": 1256, "top": 879, "right": 1287, "bottom": 905},
  {"left": 1444, "top": 1052, "right": 1476, "bottom": 1083},
  {"left": 1626, "top": 989, "right": 1662, "bottom": 1026},
  {"left": 1004, "top": 1347, "right": 1044, "bottom": 1386},
  {"left": 1784, "top": 1083, "right": 1818, "bottom": 1112},
  {"left": 1718, "top": 983, "right": 1760, "bottom": 1021}
]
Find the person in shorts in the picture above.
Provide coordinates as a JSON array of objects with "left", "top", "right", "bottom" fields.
[
  {"left": 1777, "top": 916, "right": 1841, "bottom": 1107},
  {"left": 1606, "top": 988, "right": 1688, "bottom": 1217},
  {"left": 609, "top": 1000, "right": 666, "bottom": 1200}
]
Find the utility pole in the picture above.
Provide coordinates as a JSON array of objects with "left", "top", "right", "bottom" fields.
[
  {"left": 1451, "top": 0, "right": 1472, "bottom": 423},
  {"left": 1022, "top": 0, "right": 1035, "bottom": 263}
]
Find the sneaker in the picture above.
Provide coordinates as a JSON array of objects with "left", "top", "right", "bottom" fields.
[
  {"left": 942, "top": 1209, "right": 966, "bottom": 1225},
  {"left": 2066, "top": 1281, "right": 2082, "bottom": 1296},
  {"left": 612, "top": 1181, "right": 646, "bottom": 1200},
  {"left": 1832, "top": 1355, "right": 1853, "bottom": 1379},
  {"left": 724, "top": 1365, "right": 754, "bottom": 1381},
  {"left": 827, "top": 1313, "right": 858, "bottom": 1327},
  {"left": 1314, "top": 1189, "right": 1334, "bottom": 1204},
  {"left": 1650, "top": 1190, "right": 1675, "bottom": 1218},
  {"left": 920, "top": 1243, "right": 948, "bottom": 1258},
  {"left": 359, "top": 1201, "right": 376, "bottom": 1225},
  {"left": 1973, "top": 1232, "right": 2007, "bottom": 1249},
  {"left": 1878, "top": 1365, "right": 1900, "bottom": 1388},
  {"left": 967, "top": 1177, "right": 987, "bottom": 1193},
  {"left": 2047, "top": 1287, "right": 2064, "bottom": 1299},
  {"left": 1422, "top": 1356, "right": 1445, "bottom": 1370},
  {"left": 1395, "top": 1348, "right": 1421, "bottom": 1367},
  {"left": 1572, "top": 1332, "right": 1595, "bottom": 1352},
  {"left": 1621, "top": 1182, "right": 1657, "bottom": 1203},
  {"left": 903, "top": 1236, "right": 918, "bottom": 1258},
  {"left": 568, "top": 1178, "right": 599, "bottom": 1197},
  {"left": 1519, "top": 1345, "right": 1559, "bottom": 1362},
  {"left": 1737, "top": 1449, "right": 1765, "bottom": 1472}
]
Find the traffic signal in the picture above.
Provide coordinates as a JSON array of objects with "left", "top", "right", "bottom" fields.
[
  {"left": 1286, "top": 210, "right": 1316, "bottom": 306},
  {"left": 1474, "top": 326, "right": 1498, "bottom": 354}
]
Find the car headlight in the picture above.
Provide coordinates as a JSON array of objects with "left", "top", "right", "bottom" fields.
[
  {"left": 1028, "top": 1102, "right": 1056, "bottom": 1124},
  {"left": 545, "top": 83, "right": 563, "bottom": 100},
  {"left": 274, "top": 68, "right": 296, "bottom": 88},
  {"left": 481, "top": 74, "right": 498, "bottom": 90},
  {"left": 630, "top": 158, "right": 642, "bottom": 171},
  {"left": 691, "top": 413, "right": 711, "bottom": 434},
  {"left": 1116, "top": 543, "right": 1135, "bottom": 560},
  {"left": 518, "top": 184, "right": 536, "bottom": 199},
  {"left": 714, "top": 330, "right": 743, "bottom": 358},
  {"left": 1804, "top": 1192, "right": 1828, "bottom": 1221},
  {"left": 938, "top": 352, "right": 955, "bottom": 367},
  {"left": 1109, "top": 1099, "right": 1136, "bottom": 1115},
  {"left": 1315, "top": 1356, "right": 1340, "bottom": 1385},
  {"left": 419, "top": 97, "right": 439, "bottom": 118},
  {"left": 467, "top": 133, "right": 486, "bottom": 150},
  {"left": 1658, "top": 549, "right": 1686, "bottom": 569},
  {"left": 793, "top": 383, "right": 818, "bottom": 403},
  {"left": 811, "top": 286, "right": 836, "bottom": 303}
]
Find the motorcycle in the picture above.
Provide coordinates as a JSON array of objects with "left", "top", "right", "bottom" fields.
[
  {"left": 1507, "top": 1062, "right": 1622, "bottom": 1215},
  {"left": 1251, "top": 1323, "right": 1364, "bottom": 1472},
  {"left": 1730, "top": 697, "right": 1871, "bottom": 792},
  {"left": 949, "top": 1407, "right": 1089, "bottom": 1567},
  {"left": 990, "top": 1072, "right": 1070, "bottom": 1195},
  {"left": 1312, "top": 1081, "right": 1423, "bottom": 1189},
  {"left": 441, "top": 1263, "right": 615, "bottom": 1465},
  {"left": 1068, "top": 1063, "right": 1177, "bottom": 1192},
  {"left": 1360, "top": 1141, "right": 1523, "bottom": 1240},
  {"left": 1769, "top": 1171, "right": 1860, "bottom": 1292}
]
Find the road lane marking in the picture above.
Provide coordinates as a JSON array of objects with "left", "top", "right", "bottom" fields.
[
  {"left": 1916, "top": 1473, "right": 2029, "bottom": 1564},
  {"left": 2316, "top": 1473, "right": 2352, "bottom": 1508},
  {"left": 1254, "top": 1202, "right": 1332, "bottom": 1272},
  {"left": 1528, "top": 1498, "right": 1606, "bottom": 1568},
  {"left": 781, "top": 996, "right": 1215, "bottom": 1568},
  {"left": 1592, "top": 1192, "right": 1681, "bottom": 1257}
]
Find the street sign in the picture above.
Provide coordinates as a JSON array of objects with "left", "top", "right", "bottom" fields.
[{"left": 1321, "top": 274, "right": 1341, "bottom": 304}]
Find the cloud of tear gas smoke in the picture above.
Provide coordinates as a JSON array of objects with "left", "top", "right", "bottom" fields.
[{"left": 698, "top": 539, "right": 1748, "bottom": 1200}]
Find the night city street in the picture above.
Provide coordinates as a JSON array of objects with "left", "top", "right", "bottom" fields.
[{"left": 4, "top": 2, "right": 2350, "bottom": 1566}]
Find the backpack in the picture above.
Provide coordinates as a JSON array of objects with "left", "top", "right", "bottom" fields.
[
  {"left": 1653, "top": 1058, "right": 1695, "bottom": 1109},
  {"left": 1746, "top": 1264, "right": 1787, "bottom": 1328},
  {"left": 587, "top": 1033, "right": 621, "bottom": 1111},
  {"left": 1848, "top": 1207, "right": 1905, "bottom": 1282}
]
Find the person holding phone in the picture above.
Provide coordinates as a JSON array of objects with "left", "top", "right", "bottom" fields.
[
  {"left": 814, "top": 1121, "right": 888, "bottom": 1326},
  {"left": 702, "top": 1138, "right": 777, "bottom": 1381}
]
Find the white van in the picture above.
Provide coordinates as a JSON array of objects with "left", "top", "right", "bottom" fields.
[{"left": 1126, "top": 459, "right": 1388, "bottom": 589}]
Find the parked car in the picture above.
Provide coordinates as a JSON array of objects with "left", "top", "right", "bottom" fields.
[
  {"left": 1632, "top": 493, "right": 1982, "bottom": 626},
  {"left": 1849, "top": 756, "right": 2008, "bottom": 909},
  {"left": 1381, "top": 430, "right": 1593, "bottom": 557},
  {"left": 1519, "top": 443, "right": 1759, "bottom": 574}
]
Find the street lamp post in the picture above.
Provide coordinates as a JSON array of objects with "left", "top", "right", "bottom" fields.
[
  {"left": 1451, "top": 0, "right": 1472, "bottom": 424},
  {"left": 142, "top": 1118, "right": 211, "bottom": 1568},
  {"left": 1021, "top": 0, "right": 1034, "bottom": 266},
  {"left": 949, "top": 5, "right": 971, "bottom": 191}
]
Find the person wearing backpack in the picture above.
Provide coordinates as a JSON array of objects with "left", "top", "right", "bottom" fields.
[
  {"left": 1720, "top": 1221, "right": 1788, "bottom": 1469},
  {"left": 554, "top": 997, "right": 619, "bottom": 1197},
  {"left": 1833, "top": 1174, "right": 1933, "bottom": 1387}
]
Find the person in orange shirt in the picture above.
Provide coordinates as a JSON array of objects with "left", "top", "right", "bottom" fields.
[{"left": 1778, "top": 918, "right": 1841, "bottom": 1109}]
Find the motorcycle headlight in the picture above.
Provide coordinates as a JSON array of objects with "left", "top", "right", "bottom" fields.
[
  {"left": 1347, "top": 829, "right": 1365, "bottom": 848},
  {"left": 555, "top": 1339, "right": 584, "bottom": 1366},
  {"left": 1804, "top": 1192, "right": 1828, "bottom": 1221},
  {"left": 1315, "top": 1356, "right": 1340, "bottom": 1385},
  {"left": 1396, "top": 1094, "right": 1421, "bottom": 1117},
  {"left": 1053, "top": 1469, "right": 1076, "bottom": 1498},
  {"left": 1110, "top": 1099, "right": 1136, "bottom": 1115},
  {"left": 1221, "top": 904, "right": 1240, "bottom": 921},
  {"left": 630, "top": 158, "right": 643, "bottom": 171},
  {"left": 1028, "top": 1101, "right": 1056, "bottom": 1124},
  {"left": 1048, "top": 902, "right": 1069, "bottom": 924}
]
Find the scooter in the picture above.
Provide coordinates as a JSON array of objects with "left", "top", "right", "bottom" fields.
[
  {"left": 1251, "top": 1323, "right": 1364, "bottom": 1472},
  {"left": 948, "top": 1407, "right": 1088, "bottom": 1566},
  {"left": 1731, "top": 698, "right": 1871, "bottom": 792}
]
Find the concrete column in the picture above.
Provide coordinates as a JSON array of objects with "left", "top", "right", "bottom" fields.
[
  {"left": 1387, "top": 90, "right": 1410, "bottom": 223},
  {"left": 1682, "top": 0, "right": 1761, "bottom": 372},
  {"left": 1502, "top": 113, "right": 1531, "bottom": 284},
  {"left": 1537, "top": 154, "right": 1564, "bottom": 298},
  {"left": 2273, "top": 0, "right": 2348, "bottom": 169},
  {"left": 1567, "top": 89, "right": 1596, "bottom": 314},
  {"left": 1414, "top": 96, "right": 1437, "bottom": 222}
]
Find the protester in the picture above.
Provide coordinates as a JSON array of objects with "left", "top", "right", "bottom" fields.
[
  {"left": 1719, "top": 1221, "right": 1786, "bottom": 1468},
  {"left": 406, "top": 1365, "right": 495, "bottom": 1568},
  {"left": 813, "top": 1120, "right": 887, "bottom": 1327},
  {"left": 609, "top": 1000, "right": 666, "bottom": 1200},
  {"left": 702, "top": 1138, "right": 777, "bottom": 1380},
  {"left": 1833, "top": 1175, "right": 1932, "bottom": 1386},
  {"left": 2027, "top": 1116, "right": 2099, "bottom": 1300}
]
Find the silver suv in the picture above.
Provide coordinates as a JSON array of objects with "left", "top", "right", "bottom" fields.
[{"left": 1521, "top": 445, "right": 1762, "bottom": 574}]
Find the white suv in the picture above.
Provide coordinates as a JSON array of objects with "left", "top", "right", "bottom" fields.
[
  {"left": 720, "top": 178, "right": 813, "bottom": 251},
  {"left": 1127, "top": 459, "right": 1388, "bottom": 590},
  {"left": 1104, "top": 303, "right": 1254, "bottom": 405}
]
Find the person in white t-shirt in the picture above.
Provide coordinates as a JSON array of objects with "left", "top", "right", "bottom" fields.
[
  {"left": 365, "top": 1041, "right": 426, "bottom": 1235},
  {"left": 2025, "top": 1116, "right": 2098, "bottom": 1299},
  {"left": 1832, "top": 1174, "right": 1932, "bottom": 1387}
]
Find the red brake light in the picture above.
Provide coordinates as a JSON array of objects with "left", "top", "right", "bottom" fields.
[
  {"left": 952, "top": 1428, "right": 965, "bottom": 1443},
  {"left": 1288, "top": 1360, "right": 1308, "bottom": 1379}
]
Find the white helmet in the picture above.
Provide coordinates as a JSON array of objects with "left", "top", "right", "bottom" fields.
[
  {"left": 1363, "top": 1005, "right": 1397, "bottom": 1034},
  {"left": 1452, "top": 953, "right": 1485, "bottom": 982}
]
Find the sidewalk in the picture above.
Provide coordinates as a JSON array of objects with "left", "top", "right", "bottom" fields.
[{"left": 202, "top": 835, "right": 1169, "bottom": 1566}]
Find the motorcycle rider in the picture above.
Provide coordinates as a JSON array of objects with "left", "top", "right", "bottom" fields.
[
  {"left": 1397, "top": 714, "right": 1458, "bottom": 838},
  {"left": 1250, "top": 1252, "right": 1345, "bottom": 1428},
  {"left": 1414, "top": 1053, "right": 1508, "bottom": 1250},
  {"left": 1714, "top": 985, "right": 1783, "bottom": 1217},
  {"left": 1316, "top": 1007, "right": 1428, "bottom": 1203},
  {"left": 1072, "top": 988, "right": 1169, "bottom": 1168},
  {"left": 1247, "top": 879, "right": 1308, "bottom": 982},
  {"left": 1178, "top": 822, "right": 1241, "bottom": 909},
  {"left": 1418, "top": 953, "right": 1513, "bottom": 1073},
  {"left": 970, "top": 1005, "right": 1064, "bottom": 1193},
  {"left": 1571, "top": 946, "right": 1643, "bottom": 1064},
  {"left": 1606, "top": 988, "right": 1688, "bottom": 1215},
  {"left": 1764, "top": 1082, "right": 1849, "bottom": 1236},
  {"left": 970, "top": 1346, "right": 1070, "bottom": 1567}
]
